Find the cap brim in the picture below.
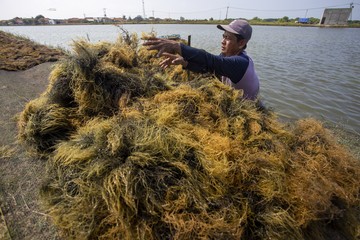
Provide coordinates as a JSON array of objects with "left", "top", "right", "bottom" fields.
[{"left": 217, "top": 24, "right": 239, "bottom": 35}]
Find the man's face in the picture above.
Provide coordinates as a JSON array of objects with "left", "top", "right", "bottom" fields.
[{"left": 221, "top": 31, "right": 246, "bottom": 56}]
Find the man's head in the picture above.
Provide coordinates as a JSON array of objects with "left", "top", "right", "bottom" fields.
[{"left": 217, "top": 19, "right": 252, "bottom": 56}]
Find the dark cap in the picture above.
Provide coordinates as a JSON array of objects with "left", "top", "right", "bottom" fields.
[{"left": 217, "top": 19, "right": 252, "bottom": 41}]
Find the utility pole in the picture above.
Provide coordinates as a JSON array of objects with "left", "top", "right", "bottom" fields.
[
  {"left": 103, "top": 8, "right": 107, "bottom": 17},
  {"left": 225, "top": 6, "right": 229, "bottom": 20},
  {"left": 350, "top": 2, "right": 354, "bottom": 21},
  {"left": 142, "top": 0, "right": 146, "bottom": 19}
]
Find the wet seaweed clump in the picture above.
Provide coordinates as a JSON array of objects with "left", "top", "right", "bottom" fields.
[
  {"left": 18, "top": 32, "right": 360, "bottom": 239},
  {"left": 18, "top": 96, "right": 79, "bottom": 157},
  {"left": 18, "top": 33, "right": 170, "bottom": 156}
]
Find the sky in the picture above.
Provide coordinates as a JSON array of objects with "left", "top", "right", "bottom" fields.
[{"left": 0, "top": 0, "right": 359, "bottom": 21}]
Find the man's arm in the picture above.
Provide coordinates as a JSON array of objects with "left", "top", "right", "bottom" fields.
[
  {"left": 180, "top": 44, "right": 249, "bottom": 84},
  {"left": 143, "top": 38, "right": 249, "bottom": 83}
]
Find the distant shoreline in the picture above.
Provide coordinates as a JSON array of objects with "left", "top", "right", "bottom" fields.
[{"left": 1, "top": 21, "right": 360, "bottom": 28}]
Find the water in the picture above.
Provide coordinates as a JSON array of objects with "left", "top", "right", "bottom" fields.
[{"left": 1, "top": 24, "right": 359, "bottom": 133}]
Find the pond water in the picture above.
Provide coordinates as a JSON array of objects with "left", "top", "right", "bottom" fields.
[{"left": 1, "top": 24, "right": 359, "bottom": 134}]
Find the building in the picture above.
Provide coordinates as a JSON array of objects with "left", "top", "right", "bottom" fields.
[
  {"left": 67, "top": 18, "right": 83, "bottom": 24},
  {"left": 85, "top": 17, "right": 96, "bottom": 23},
  {"left": 320, "top": 8, "right": 352, "bottom": 25}
]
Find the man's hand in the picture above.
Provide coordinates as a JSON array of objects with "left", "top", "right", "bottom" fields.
[
  {"left": 159, "top": 53, "right": 188, "bottom": 69},
  {"left": 143, "top": 38, "right": 181, "bottom": 57}
]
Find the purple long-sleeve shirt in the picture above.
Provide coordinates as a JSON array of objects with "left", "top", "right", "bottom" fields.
[{"left": 180, "top": 44, "right": 259, "bottom": 100}]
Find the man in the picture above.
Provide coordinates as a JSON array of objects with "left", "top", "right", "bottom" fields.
[{"left": 143, "top": 19, "right": 260, "bottom": 100}]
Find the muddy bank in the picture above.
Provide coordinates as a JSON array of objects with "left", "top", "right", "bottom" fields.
[{"left": 0, "top": 62, "right": 62, "bottom": 240}]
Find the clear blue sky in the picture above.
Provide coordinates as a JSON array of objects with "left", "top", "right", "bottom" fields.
[{"left": 0, "top": 0, "right": 359, "bottom": 20}]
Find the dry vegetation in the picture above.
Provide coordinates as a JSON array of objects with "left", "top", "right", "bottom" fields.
[
  {"left": 0, "top": 30, "right": 65, "bottom": 71},
  {"left": 1, "top": 30, "right": 359, "bottom": 239}
]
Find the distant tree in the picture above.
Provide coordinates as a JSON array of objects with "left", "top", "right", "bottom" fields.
[
  {"left": 23, "top": 18, "right": 35, "bottom": 25},
  {"left": 252, "top": 16, "right": 261, "bottom": 21},
  {"left": 10, "top": 17, "right": 19, "bottom": 25},
  {"left": 122, "top": 15, "right": 126, "bottom": 20},
  {"left": 128, "top": 16, "right": 132, "bottom": 21},
  {"left": 263, "top": 18, "right": 277, "bottom": 22},
  {"left": 309, "top": 17, "right": 320, "bottom": 24},
  {"left": 33, "top": 15, "right": 46, "bottom": 25},
  {"left": 209, "top": 17, "right": 214, "bottom": 21},
  {"left": 278, "top": 16, "right": 289, "bottom": 22},
  {"left": 35, "top": 15, "right": 45, "bottom": 20},
  {"left": 180, "top": 16, "right": 185, "bottom": 21},
  {"left": 134, "top": 15, "right": 143, "bottom": 22}
]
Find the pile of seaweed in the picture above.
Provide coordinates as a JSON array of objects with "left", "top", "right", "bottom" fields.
[
  {"left": 18, "top": 32, "right": 360, "bottom": 239},
  {"left": 0, "top": 30, "right": 65, "bottom": 71}
]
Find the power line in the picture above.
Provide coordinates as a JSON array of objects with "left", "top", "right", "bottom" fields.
[
  {"left": 151, "top": 3, "right": 355, "bottom": 16},
  {"left": 113, "top": 2, "right": 358, "bottom": 19},
  {"left": 153, "top": 7, "right": 225, "bottom": 15},
  {"left": 230, "top": 3, "right": 355, "bottom": 12},
  {"left": 142, "top": 0, "right": 146, "bottom": 19}
]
